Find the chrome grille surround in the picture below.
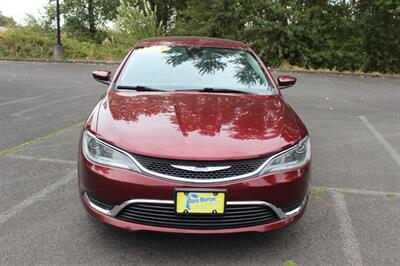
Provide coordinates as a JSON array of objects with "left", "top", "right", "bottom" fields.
[
  {"left": 131, "top": 153, "right": 269, "bottom": 183},
  {"left": 83, "top": 192, "right": 308, "bottom": 223}
]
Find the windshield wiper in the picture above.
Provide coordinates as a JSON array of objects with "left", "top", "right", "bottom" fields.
[
  {"left": 175, "top": 87, "right": 253, "bottom": 94},
  {"left": 117, "top": 85, "right": 166, "bottom": 92}
]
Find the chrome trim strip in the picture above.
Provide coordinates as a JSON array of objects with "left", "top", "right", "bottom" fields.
[
  {"left": 226, "top": 201, "right": 286, "bottom": 219},
  {"left": 170, "top": 165, "right": 232, "bottom": 172},
  {"left": 283, "top": 195, "right": 308, "bottom": 217},
  {"left": 84, "top": 192, "right": 308, "bottom": 220},
  {"left": 109, "top": 199, "right": 174, "bottom": 217},
  {"left": 84, "top": 130, "right": 310, "bottom": 183},
  {"left": 83, "top": 192, "right": 112, "bottom": 216}
]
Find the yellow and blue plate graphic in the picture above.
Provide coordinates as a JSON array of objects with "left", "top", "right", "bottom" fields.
[{"left": 176, "top": 191, "right": 225, "bottom": 214}]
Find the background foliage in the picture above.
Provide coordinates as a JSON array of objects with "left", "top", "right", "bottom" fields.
[{"left": 0, "top": 0, "right": 400, "bottom": 73}]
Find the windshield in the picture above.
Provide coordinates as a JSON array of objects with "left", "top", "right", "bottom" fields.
[{"left": 117, "top": 46, "right": 276, "bottom": 95}]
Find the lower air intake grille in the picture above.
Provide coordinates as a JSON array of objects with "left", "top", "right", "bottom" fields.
[
  {"left": 281, "top": 199, "right": 304, "bottom": 213},
  {"left": 116, "top": 202, "right": 280, "bottom": 229},
  {"left": 87, "top": 193, "right": 113, "bottom": 210}
]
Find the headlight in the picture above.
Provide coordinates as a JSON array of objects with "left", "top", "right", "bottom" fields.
[
  {"left": 259, "top": 136, "right": 311, "bottom": 175},
  {"left": 82, "top": 131, "right": 141, "bottom": 173}
]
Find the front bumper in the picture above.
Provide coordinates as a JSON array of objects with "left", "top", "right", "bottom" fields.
[
  {"left": 78, "top": 155, "right": 310, "bottom": 234},
  {"left": 82, "top": 193, "right": 307, "bottom": 234}
]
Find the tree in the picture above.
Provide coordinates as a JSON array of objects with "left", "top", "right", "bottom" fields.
[
  {"left": 6, "top": 0, "right": 400, "bottom": 73},
  {"left": 355, "top": 0, "right": 400, "bottom": 73},
  {"left": 175, "top": 0, "right": 247, "bottom": 38},
  {"left": 116, "top": 0, "right": 188, "bottom": 32},
  {"left": 0, "top": 12, "right": 17, "bottom": 27},
  {"left": 175, "top": 0, "right": 289, "bottom": 66},
  {"left": 173, "top": 0, "right": 400, "bottom": 72},
  {"left": 141, "top": 0, "right": 188, "bottom": 30},
  {"left": 60, "top": 0, "right": 120, "bottom": 37},
  {"left": 115, "top": 0, "right": 165, "bottom": 39}
]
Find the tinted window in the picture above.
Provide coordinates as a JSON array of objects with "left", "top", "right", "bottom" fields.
[{"left": 118, "top": 46, "right": 276, "bottom": 95}]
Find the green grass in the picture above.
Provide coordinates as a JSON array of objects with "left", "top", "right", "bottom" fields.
[
  {"left": 283, "top": 260, "right": 297, "bottom": 266},
  {"left": 34, "top": 155, "right": 45, "bottom": 160},
  {"left": 312, "top": 188, "right": 326, "bottom": 203},
  {"left": 0, "top": 122, "right": 83, "bottom": 157},
  {"left": 385, "top": 192, "right": 396, "bottom": 198}
]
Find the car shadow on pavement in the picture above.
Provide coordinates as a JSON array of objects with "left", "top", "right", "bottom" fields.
[
  {"left": 88, "top": 216, "right": 301, "bottom": 264},
  {"left": 80, "top": 196, "right": 339, "bottom": 264}
]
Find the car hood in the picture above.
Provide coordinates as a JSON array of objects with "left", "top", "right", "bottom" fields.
[{"left": 93, "top": 91, "right": 303, "bottom": 160}]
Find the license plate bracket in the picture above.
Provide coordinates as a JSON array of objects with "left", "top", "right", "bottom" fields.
[{"left": 175, "top": 188, "right": 226, "bottom": 215}]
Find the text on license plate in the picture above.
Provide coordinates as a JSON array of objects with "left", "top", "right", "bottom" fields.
[{"left": 176, "top": 191, "right": 225, "bottom": 214}]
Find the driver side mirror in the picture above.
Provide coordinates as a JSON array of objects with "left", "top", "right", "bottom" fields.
[
  {"left": 92, "top": 70, "right": 111, "bottom": 85},
  {"left": 277, "top": 75, "right": 297, "bottom": 89}
]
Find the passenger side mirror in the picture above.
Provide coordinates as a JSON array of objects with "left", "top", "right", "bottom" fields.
[
  {"left": 92, "top": 70, "right": 111, "bottom": 85},
  {"left": 277, "top": 75, "right": 297, "bottom": 89}
]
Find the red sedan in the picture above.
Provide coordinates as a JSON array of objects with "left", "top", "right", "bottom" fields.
[{"left": 78, "top": 37, "right": 311, "bottom": 234}]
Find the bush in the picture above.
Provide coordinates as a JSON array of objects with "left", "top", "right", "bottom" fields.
[
  {"left": 0, "top": 27, "right": 134, "bottom": 61},
  {"left": 0, "top": 0, "right": 160, "bottom": 61},
  {"left": 0, "top": 27, "right": 55, "bottom": 59}
]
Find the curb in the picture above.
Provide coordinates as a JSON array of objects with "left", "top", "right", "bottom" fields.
[
  {"left": 271, "top": 68, "right": 400, "bottom": 80},
  {"left": 1, "top": 58, "right": 399, "bottom": 79},
  {"left": 0, "top": 58, "right": 120, "bottom": 65}
]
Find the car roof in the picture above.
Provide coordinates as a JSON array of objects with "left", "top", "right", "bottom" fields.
[{"left": 134, "top": 36, "right": 250, "bottom": 50}]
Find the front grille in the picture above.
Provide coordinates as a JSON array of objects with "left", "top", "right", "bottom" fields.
[
  {"left": 116, "top": 202, "right": 280, "bottom": 229},
  {"left": 132, "top": 154, "right": 268, "bottom": 180}
]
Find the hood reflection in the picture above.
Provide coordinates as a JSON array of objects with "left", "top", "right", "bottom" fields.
[{"left": 108, "top": 92, "right": 288, "bottom": 140}]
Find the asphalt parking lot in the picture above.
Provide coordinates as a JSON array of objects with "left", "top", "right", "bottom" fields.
[{"left": 1, "top": 61, "right": 399, "bottom": 265}]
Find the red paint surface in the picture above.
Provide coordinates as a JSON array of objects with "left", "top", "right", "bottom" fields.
[
  {"left": 278, "top": 75, "right": 297, "bottom": 85},
  {"left": 93, "top": 92, "right": 306, "bottom": 160},
  {"left": 79, "top": 36, "right": 311, "bottom": 233}
]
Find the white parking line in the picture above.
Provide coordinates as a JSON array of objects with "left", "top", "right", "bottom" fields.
[
  {"left": 331, "top": 191, "right": 364, "bottom": 266},
  {"left": 7, "top": 154, "right": 76, "bottom": 165},
  {"left": 324, "top": 75, "right": 336, "bottom": 89},
  {"left": 10, "top": 92, "right": 99, "bottom": 117},
  {"left": 0, "top": 170, "right": 76, "bottom": 225},
  {"left": 315, "top": 186, "right": 400, "bottom": 197},
  {"left": 0, "top": 95, "right": 43, "bottom": 107},
  {"left": 359, "top": 116, "right": 400, "bottom": 167}
]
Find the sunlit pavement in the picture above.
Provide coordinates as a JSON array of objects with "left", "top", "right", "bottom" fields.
[{"left": 1, "top": 61, "right": 399, "bottom": 265}]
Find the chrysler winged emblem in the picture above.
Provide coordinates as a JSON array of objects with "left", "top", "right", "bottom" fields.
[{"left": 170, "top": 165, "right": 231, "bottom": 172}]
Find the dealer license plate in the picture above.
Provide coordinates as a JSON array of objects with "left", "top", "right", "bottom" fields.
[{"left": 176, "top": 191, "right": 226, "bottom": 215}]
